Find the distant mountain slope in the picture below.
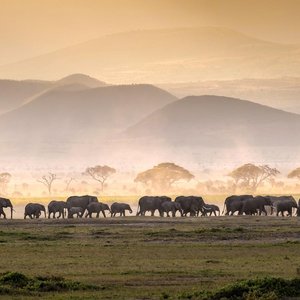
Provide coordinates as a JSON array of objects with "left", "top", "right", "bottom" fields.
[
  {"left": 0, "top": 27, "right": 299, "bottom": 82},
  {"left": 56, "top": 73, "right": 107, "bottom": 88},
  {"left": 0, "top": 84, "right": 177, "bottom": 143},
  {"left": 0, "top": 79, "right": 51, "bottom": 114},
  {"left": 0, "top": 73, "right": 107, "bottom": 114},
  {"left": 124, "top": 95, "right": 300, "bottom": 147},
  {"left": 159, "top": 77, "right": 300, "bottom": 114}
]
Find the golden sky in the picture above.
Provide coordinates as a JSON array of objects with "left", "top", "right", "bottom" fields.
[{"left": 0, "top": 0, "right": 300, "bottom": 65}]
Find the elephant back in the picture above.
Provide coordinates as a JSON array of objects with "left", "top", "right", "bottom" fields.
[{"left": 67, "top": 195, "right": 99, "bottom": 210}]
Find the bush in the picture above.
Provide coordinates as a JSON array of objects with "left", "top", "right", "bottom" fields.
[
  {"left": 178, "top": 277, "right": 300, "bottom": 299},
  {"left": 209, "top": 277, "right": 300, "bottom": 300},
  {"left": 0, "top": 272, "right": 100, "bottom": 295}
]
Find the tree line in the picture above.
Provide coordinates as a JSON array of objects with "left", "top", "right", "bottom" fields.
[{"left": 1, "top": 162, "right": 300, "bottom": 196}]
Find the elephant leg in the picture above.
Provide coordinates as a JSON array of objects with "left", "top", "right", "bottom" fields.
[
  {"left": 262, "top": 207, "right": 267, "bottom": 216},
  {"left": 102, "top": 211, "right": 106, "bottom": 218},
  {"left": 151, "top": 210, "right": 155, "bottom": 216},
  {"left": 2, "top": 211, "right": 6, "bottom": 219}
]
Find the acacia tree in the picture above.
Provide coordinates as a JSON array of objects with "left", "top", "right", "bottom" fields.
[
  {"left": 287, "top": 167, "right": 300, "bottom": 181},
  {"left": 84, "top": 165, "right": 116, "bottom": 192},
  {"left": 134, "top": 162, "right": 194, "bottom": 192},
  {"left": 227, "top": 163, "right": 280, "bottom": 192},
  {"left": 0, "top": 172, "right": 11, "bottom": 195},
  {"left": 37, "top": 173, "right": 58, "bottom": 195}
]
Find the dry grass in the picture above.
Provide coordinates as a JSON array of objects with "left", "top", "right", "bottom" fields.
[{"left": 0, "top": 216, "right": 299, "bottom": 298}]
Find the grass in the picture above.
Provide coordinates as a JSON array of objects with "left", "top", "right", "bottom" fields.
[{"left": 0, "top": 217, "right": 299, "bottom": 299}]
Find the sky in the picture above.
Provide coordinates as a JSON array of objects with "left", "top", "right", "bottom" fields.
[{"left": 1, "top": 0, "right": 300, "bottom": 66}]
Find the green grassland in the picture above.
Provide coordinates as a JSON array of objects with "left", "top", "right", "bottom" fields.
[{"left": 0, "top": 216, "right": 299, "bottom": 299}]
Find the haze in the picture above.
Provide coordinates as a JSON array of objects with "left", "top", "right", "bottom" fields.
[
  {"left": 1, "top": 0, "right": 300, "bottom": 68},
  {"left": 0, "top": 0, "right": 300, "bottom": 197}
]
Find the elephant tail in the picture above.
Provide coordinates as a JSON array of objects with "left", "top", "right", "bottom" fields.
[
  {"left": 136, "top": 203, "right": 140, "bottom": 216},
  {"left": 221, "top": 203, "right": 226, "bottom": 215}
]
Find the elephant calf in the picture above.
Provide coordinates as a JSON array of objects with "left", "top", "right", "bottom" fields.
[
  {"left": 276, "top": 201, "right": 297, "bottom": 217},
  {"left": 68, "top": 207, "right": 84, "bottom": 218},
  {"left": 85, "top": 202, "right": 110, "bottom": 218},
  {"left": 24, "top": 203, "right": 46, "bottom": 219},
  {"left": 201, "top": 204, "right": 220, "bottom": 216},
  {"left": 161, "top": 201, "right": 183, "bottom": 217},
  {"left": 111, "top": 202, "right": 132, "bottom": 217}
]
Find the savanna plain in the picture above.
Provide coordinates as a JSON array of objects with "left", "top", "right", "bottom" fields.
[{"left": 0, "top": 197, "right": 299, "bottom": 299}]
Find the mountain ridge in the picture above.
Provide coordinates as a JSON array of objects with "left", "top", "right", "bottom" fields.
[{"left": 0, "top": 27, "right": 299, "bottom": 82}]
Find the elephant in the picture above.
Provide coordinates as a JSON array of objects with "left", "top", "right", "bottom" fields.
[
  {"left": 85, "top": 202, "right": 111, "bottom": 218},
  {"left": 68, "top": 207, "right": 84, "bottom": 218},
  {"left": 241, "top": 196, "right": 272, "bottom": 216},
  {"left": 276, "top": 201, "right": 298, "bottom": 217},
  {"left": 266, "top": 196, "right": 298, "bottom": 215},
  {"left": 201, "top": 204, "right": 220, "bottom": 216},
  {"left": 161, "top": 201, "right": 183, "bottom": 217},
  {"left": 24, "top": 203, "right": 46, "bottom": 219},
  {"left": 48, "top": 200, "right": 68, "bottom": 219},
  {"left": 110, "top": 203, "right": 132, "bottom": 217},
  {"left": 222, "top": 195, "right": 253, "bottom": 215},
  {"left": 0, "top": 197, "right": 13, "bottom": 219},
  {"left": 136, "top": 196, "right": 171, "bottom": 217},
  {"left": 175, "top": 196, "right": 205, "bottom": 216},
  {"left": 66, "top": 195, "right": 99, "bottom": 216},
  {"left": 297, "top": 200, "right": 300, "bottom": 217}
]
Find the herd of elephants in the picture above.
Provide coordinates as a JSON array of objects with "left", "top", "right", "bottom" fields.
[{"left": 0, "top": 194, "right": 300, "bottom": 220}]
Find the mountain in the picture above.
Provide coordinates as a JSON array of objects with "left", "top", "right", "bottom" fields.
[
  {"left": 159, "top": 77, "right": 300, "bottom": 114},
  {"left": 123, "top": 95, "right": 300, "bottom": 147},
  {"left": 0, "top": 27, "right": 300, "bottom": 83},
  {"left": 0, "top": 79, "right": 51, "bottom": 114},
  {"left": 0, "top": 74, "right": 107, "bottom": 114},
  {"left": 0, "top": 84, "right": 177, "bottom": 144},
  {"left": 56, "top": 73, "right": 107, "bottom": 88}
]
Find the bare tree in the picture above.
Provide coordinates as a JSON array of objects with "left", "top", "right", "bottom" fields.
[
  {"left": 0, "top": 172, "right": 11, "bottom": 195},
  {"left": 65, "top": 177, "right": 76, "bottom": 192},
  {"left": 37, "top": 173, "right": 58, "bottom": 195},
  {"left": 84, "top": 165, "right": 116, "bottom": 192}
]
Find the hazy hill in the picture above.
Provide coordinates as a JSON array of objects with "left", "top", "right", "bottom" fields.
[
  {"left": 0, "top": 84, "right": 177, "bottom": 143},
  {"left": 124, "top": 95, "right": 300, "bottom": 147},
  {"left": 0, "top": 79, "right": 51, "bottom": 114},
  {"left": 0, "top": 27, "right": 299, "bottom": 82},
  {"left": 55, "top": 73, "right": 107, "bottom": 88},
  {"left": 160, "top": 77, "right": 300, "bottom": 114},
  {"left": 0, "top": 74, "right": 106, "bottom": 114}
]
